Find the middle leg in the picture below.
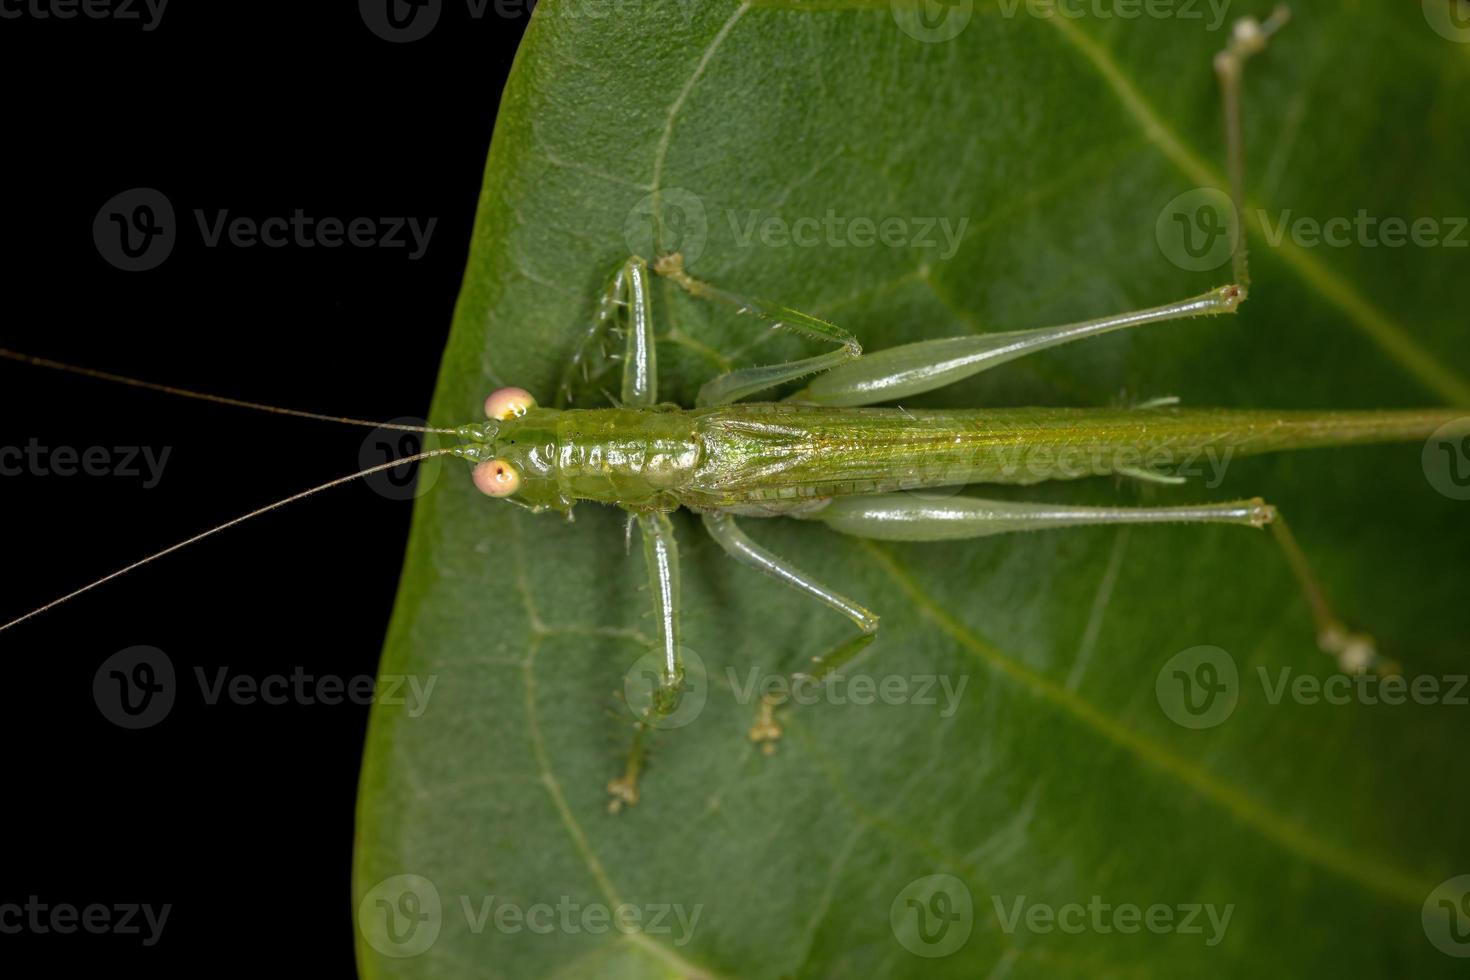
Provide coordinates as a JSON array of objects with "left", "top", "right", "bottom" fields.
[
  {"left": 608, "top": 509, "right": 687, "bottom": 812},
  {"left": 701, "top": 511, "right": 880, "bottom": 748},
  {"left": 605, "top": 270, "right": 685, "bottom": 811}
]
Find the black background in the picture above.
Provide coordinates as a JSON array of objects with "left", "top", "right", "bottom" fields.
[{"left": 0, "top": 2, "right": 528, "bottom": 973}]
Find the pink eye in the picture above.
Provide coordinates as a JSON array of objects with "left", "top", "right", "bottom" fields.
[
  {"left": 484, "top": 386, "right": 535, "bottom": 420},
  {"left": 472, "top": 458, "right": 521, "bottom": 498}
]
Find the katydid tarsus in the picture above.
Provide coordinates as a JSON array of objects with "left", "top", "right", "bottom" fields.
[{"left": 0, "top": 8, "right": 1463, "bottom": 813}]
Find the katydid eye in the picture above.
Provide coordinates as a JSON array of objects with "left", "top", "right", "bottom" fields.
[
  {"left": 472, "top": 458, "right": 521, "bottom": 498},
  {"left": 485, "top": 386, "right": 535, "bottom": 420}
]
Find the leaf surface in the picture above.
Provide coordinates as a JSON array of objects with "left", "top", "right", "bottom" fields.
[{"left": 356, "top": 3, "right": 1470, "bottom": 976}]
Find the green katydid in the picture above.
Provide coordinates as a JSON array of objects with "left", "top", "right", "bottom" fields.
[{"left": 0, "top": 8, "right": 1463, "bottom": 813}]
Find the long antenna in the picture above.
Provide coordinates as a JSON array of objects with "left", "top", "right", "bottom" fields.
[
  {"left": 0, "top": 347, "right": 457, "bottom": 434},
  {"left": 0, "top": 447, "right": 458, "bottom": 634}
]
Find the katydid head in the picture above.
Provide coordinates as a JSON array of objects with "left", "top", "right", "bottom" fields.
[
  {"left": 461, "top": 387, "right": 568, "bottom": 510},
  {"left": 471, "top": 387, "right": 536, "bottom": 496}
]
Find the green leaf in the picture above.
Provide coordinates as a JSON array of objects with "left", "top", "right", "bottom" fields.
[{"left": 355, "top": 3, "right": 1470, "bottom": 976}]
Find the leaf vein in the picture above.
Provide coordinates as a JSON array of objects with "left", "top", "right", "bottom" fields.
[
  {"left": 857, "top": 539, "right": 1435, "bottom": 909},
  {"left": 1041, "top": 13, "right": 1470, "bottom": 404}
]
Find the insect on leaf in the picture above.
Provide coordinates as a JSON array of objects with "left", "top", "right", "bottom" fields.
[{"left": 355, "top": 3, "right": 1470, "bottom": 977}]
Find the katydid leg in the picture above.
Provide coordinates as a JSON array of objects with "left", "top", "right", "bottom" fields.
[
  {"left": 782, "top": 9, "right": 1290, "bottom": 409},
  {"left": 807, "top": 492, "right": 1392, "bottom": 674},
  {"left": 652, "top": 253, "right": 863, "bottom": 406},
  {"left": 790, "top": 287, "right": 1243, "bottom": 407},
  {"left": 556, "top": 255, "right": 656, "bottom": 408},
  {"left": 701, "top": 510, "right": 878, "bottom": 746},
  {"left": 620, "top": 256, "right": 657, "bottom": 406},
  {"left": 808, "top": 494, "right": 1275, "bottom": 540},
  {"left": 1267, "top": 511, "right": 1390, "bottom": 674},
  {"left": 1216, "top": 5, "right": 1291, "bottom": 290},
  {"left": 607, "top": 509, "right": 684, "bottom": 811}
]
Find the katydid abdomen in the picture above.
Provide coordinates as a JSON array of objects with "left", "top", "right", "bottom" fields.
[{"left": 680, "top": 404, "right": 1460, "bottom": 507}]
